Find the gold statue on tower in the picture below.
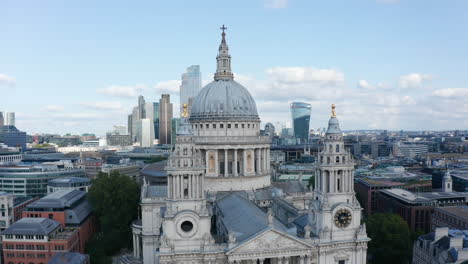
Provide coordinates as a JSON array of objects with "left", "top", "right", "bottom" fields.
[
  {"left": 331, "top": 104, "right": 337, "bottom": 117},
  {"left": 182, "top": 103, "right": 189, "bottom": 118}
]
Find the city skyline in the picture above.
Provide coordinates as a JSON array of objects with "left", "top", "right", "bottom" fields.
[{"left": 1, "top": 0, "right": 468, "bottom": 135}]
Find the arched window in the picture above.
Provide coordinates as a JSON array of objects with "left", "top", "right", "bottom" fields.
[
  {"left": 342, "top": 156, "right": 346, "bottom": 163},
  {"left": 336, "top": 144, "right": 340, "bottom": 152},
  {"left": 336, "top": 156, "right": 340, "bottom": 163}
]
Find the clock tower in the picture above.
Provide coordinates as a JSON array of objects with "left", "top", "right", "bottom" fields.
[{"left": 309, "top": 105, "right": 368, "bottom": 263}]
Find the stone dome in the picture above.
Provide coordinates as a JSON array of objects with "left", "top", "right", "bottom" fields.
[{"left": 189, "top": 79, "right": 259, "bottom": 121}]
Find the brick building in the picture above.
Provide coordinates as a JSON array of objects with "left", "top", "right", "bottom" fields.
[
  {"left": 379, "top": 189, "right": 468, "bottom": 232},
  {"left": 432, "top": 206, "right": 468, "bottom": 231},
  {"left": 22, "top": 189, "right": 97, "bottom": 253},
  {"left": 355, "top": 178, "right": 432, "bottom": 216},
  {"left": 1, "top": 218, "right": 79, "bottom": 264}
]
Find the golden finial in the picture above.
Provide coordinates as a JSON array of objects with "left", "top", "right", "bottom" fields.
[
  {"left": 331, "top": 104, "right": 336, "bottom": 117},
  {"left": 182, "top": 103, "right": 189, "bottom": 118}
]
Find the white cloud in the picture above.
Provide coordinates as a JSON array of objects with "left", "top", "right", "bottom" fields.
[
  {"left": 0, "top": 73, "right": 16, "bottom": 87},
  {"left": 265, "top": 67, "right": 344, "bottom": 86},
  {"left": 97, "top": 84, "right": 145, "bottom": 98},
  {"left": 80, "top": 101, "right": 125, "bottom": 111},
  {"left": 399, "top": 73, "right": 432, "bottom": 89},
  {"left": 155, "top": 80, "right": 181, "bottom": 94},
  {"left": 263, "top": 0, "right": 288, "bottom": 9},
  {"left": 41, "top": 105, "right": 64, "bottom": 112},
  {"left": 357, "top": 80, "right": 374, "bottom": 90},
  {"left": 432, "top": 88, "right": 468, "bottom": 98}
]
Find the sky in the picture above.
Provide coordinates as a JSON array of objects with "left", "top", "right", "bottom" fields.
[{"left": 1, "top": 0, "right": 468, "bottom": 135}]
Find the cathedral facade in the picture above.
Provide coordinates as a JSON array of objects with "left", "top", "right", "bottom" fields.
[{"left": 127, "top": 28, "right": 369, "bottom": 264}]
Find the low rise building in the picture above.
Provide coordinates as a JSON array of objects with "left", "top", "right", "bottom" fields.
[
  {"left": 22, "top": 190, "right": 97, "bottom": 253},
  {"left": 13, "top": 196, "right": 40, "bottom": 222},
  {"left": 379, "top": 189, "right": 468, "bottom": 232},
  {"left": 47, "top": 177, "right": 91, "bottom": 194},
  {"left": 1, "top": 218, "right": 80, "bottom": 264},
  {"left": 413, "top": 228, "right": 468, "bottom": 264},
  {"left": 48, "top": 252, "right": 89, "bottom": 264},
  {"left": 0, "top": 164, "right": 85, "bottom": 197},
  {"left": 83, "top": 158, "right": 103, "bottom": 179},
  {"left": 432, "top": 206, "right": 468, "bottom": 231},
  {"left": 106, "top": 134, "right": 132, "bottom": 146},
  {"left": 101, "top": 162, "right": 140, "bottom": 181}
]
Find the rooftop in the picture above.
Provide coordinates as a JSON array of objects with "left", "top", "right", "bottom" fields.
[
  {"left": 381, "top": 189, "right": 468, "bottom": 203},
  {"left": 48, "top": 252, "right": 89, "bottom": 264},
  {"left": 48, "top": 177, "right": 90, "bottom": 184},
  {"left": 27, "top": 189, "right": 86, "bottom": 209},
  {"left": 435, "top": 206, "right": 468, "bottom": 221},
  {"left": 1, "top": 217, "right": 60, "bottom": 235}
]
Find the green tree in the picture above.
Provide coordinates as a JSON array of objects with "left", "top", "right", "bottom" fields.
[
  {"left": 307, "top": 175, "right": 315, "bottom": 190},
  {"left": 365, "top": 213, "right": 413, "bottom": 264},
  {"left": 86, "top": 171, "right": 140, "bottom": 264}
]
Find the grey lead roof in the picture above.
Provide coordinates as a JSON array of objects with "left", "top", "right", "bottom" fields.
[
  {"left": 326, "top": 117, "right": 342, "bottom": 134},
  {"left": 215, "top": 193, "right": 288, "bottom": 243},
  {"left": 48, "top": 252, "right": 89, "bottom": 264},
  {"left": 27, "top": 189, "right": 85, "bottom": 209},
  {"left": 1, "top": 217, "right": 60, "bottom": 235}
]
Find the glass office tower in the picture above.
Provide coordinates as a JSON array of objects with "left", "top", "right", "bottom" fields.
[{"left": 290, "top": 102, "right": 311, "bottom": 143}]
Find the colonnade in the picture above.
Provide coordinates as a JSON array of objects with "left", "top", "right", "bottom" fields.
[
  {"left": 205, "top": 147, "right": 270, "bottom": 177},
  {"left": 0, "top": 154, "right": 22, "bottom": 163},
  {"left": 316, "top": 169, "right": 354, "bottom": 193},
  {"left": 167, "top": 174, "right": 204, "bottom": 200},
  {"left": 132, "top": 232, "right": 141, "bottom": 258}
]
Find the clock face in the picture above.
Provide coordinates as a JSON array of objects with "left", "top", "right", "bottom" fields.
[{"left": 334, "top": 208, "right": 352, "bottom": 228}]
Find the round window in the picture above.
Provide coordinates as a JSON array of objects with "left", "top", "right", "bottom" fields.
[{"left": 180, "top": 221, "right": 194, "bottom": 232}]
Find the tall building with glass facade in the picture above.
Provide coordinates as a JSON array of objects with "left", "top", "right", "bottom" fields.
[
  {"left": 159, "top": 94, "right": 173, "bottom": 145},
  {"left": 152, "top": 102, "right": 160, "bottom": 140},
  {"left": 290, "top": 102, "right": 311, "bottom": 143},
  {"left": 180, "top": 65, "right": 202, "bottom": 116}
]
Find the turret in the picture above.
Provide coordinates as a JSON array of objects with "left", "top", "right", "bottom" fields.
[{"left": 214, "top": 25, "right": 234, "bottom": 81}]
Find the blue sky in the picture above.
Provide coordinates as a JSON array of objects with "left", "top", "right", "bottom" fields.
[{"left": 1, "top": 0, "right": 467, "bottom": 135}]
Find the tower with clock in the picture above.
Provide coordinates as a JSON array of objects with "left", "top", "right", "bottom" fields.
[{"left": 309, "top": 105, "right": 369, "bottom": 263}]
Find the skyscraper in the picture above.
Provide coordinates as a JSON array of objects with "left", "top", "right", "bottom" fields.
[
  {"left": 180, "top": 65, "right": 202, "bottom": 116},
  {"left": 290, "top": 102, "right": 311, "bottom": 142},
  {"left": 159, "top": 94, "right": 173, "bottom": 144},
  {"left": 5, "top": 112, "right": 15, "bottom": 126},
  {"left": 138, "top": 95, "right": 146, "bottom": 119},
  {"left": 0, "top": 112, "right": 4, "bottom": 127},
  {"left": 152, "top": 102, "right": 160, "bottom": 140},
  {"left": 144, "top": 102, "right": 155, "bottom": 143}
]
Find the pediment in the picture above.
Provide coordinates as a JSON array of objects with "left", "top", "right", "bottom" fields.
[{"left": 228, "top": 228, "right": 312, "bottom": 254}]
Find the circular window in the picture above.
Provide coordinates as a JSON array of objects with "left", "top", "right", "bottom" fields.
[{"left": 180, "top": 221, "right": 194, "bottom": 232}]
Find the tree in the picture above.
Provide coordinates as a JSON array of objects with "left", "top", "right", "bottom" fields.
[
  {"left": 86, "top": 171, "right": 140, "bottom": 264},
  {"left": 365, "top": 213, "right": 413, "bottom": 264},
  {"left": 307, "top": 175, "right": 315, "bottom": 190}
]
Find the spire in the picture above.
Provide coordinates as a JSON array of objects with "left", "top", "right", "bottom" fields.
[{"left": 214, "top": 25, "right": 234, "bottom": 81}]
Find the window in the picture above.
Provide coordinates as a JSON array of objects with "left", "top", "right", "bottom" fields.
[
  {"left": 16, "top": 244, "right": 25, "bottom": 250},
  {"left": 336, "top": 157, "right": 340, "bottom": 163},
  {"left": 227, "top": 124, "right": 231, "bottom": 128},
  {"left": 220, "top": 124, "right": 224, "bottom": 128},
  {"left": 15, "top": 235, "right": 24, "bottom": 239},
  {"left": 6, "top": 253, "right": 15, "bottom": 258},
  {"left": 36, "top": 245, "right": 45, "bottom": 250},
  {"left": 36, "top": 235, "right": 44, "bottom": 240},
  {"left": 54, "top": 245, "right": 64, "bottom": 251},
  {"left": 206, "top": 124, "right": 209, "bottom": 129},
  {"left": 213, "top": 124, "right": 216, "bottom": 129},
  {"left": 5, "top": 234, "right": 13, "bottom": 239},
  {"left": 26, "top": 235, "right": 34, "bottom": 239},
  {"left": 37, "top": 254, "right": 46, "bottom": 258},
  {"left": 248, "top": 124, "right": 250, "bottom": 128},
  {"left": 5, "top": 244, "right": 14, "bottom": 249},
  {"left": 242, "top": 124, "right": 245, "bottom": 128},
  {"left": 339, "top": 261, "right": 346, "bottom": 264},
  {"left": 336, "top": 144, "right": 340, "bottom": 152},
  {"left": 327, "top": 157, "right": 330, "bottom": 164},
  {"left": 235, "top": 124, "right": 238, "bottom": 128},
  {"left": 26, "top": 245, "right": 35, "bottom": 250}
]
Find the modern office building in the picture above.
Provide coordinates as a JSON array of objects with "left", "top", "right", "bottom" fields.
[
  {"left": 152, "top": 102, "right": 160, "bottom": 140},
  {"left": 138, "top": 119, "right": 153, "bottom": 147},
  {"left": 170, "top": 118, "right": 180, "bottom": 144},
  {"left": 412, "top": 228, "right": 468, "bottom": 264},
  {"left": 106, "top": 133, "right": 132, "bottom": 146},
  {"left": 138, "top": 95, "right": 146, "bottom": 120},
  {"left": 112, "top": 125, "right": 127, "bottom": 135},
  {"left": 0, "top": 164, "right": 85, "bottom": 196},
  {"left": 0, "top": 144, "right": 22, "bottom": 163},
  {"left": 0, "top": 111, "right": 4, "bottom": 126},
  {"left": 0, "top": 125, "right": 27, "bottom": 151},
  {"left": 379, "top": 188, "right": 468, "bottom": 232},
  {"left": 393, "top": 141, "right": 429, "bottom": 158},
  {"left": 1, "top": 217, "right": 80, "bottom": 264},
  {"left": 127, "top": 114, "right": 133, "bottom": 137},
  {"left": 101, "top": 162, "right": 140, "bottom": 182},
  {"left": 23, "top": 189, "right": 98, "bottom": 253},
  {"left": 159, "top": 94, "right": 173, "bottom": 145},
  {"left": 290, "top": 102, "right": 311, "bottom": 143},
  {"left": 47, "top": 177, "right": 91, "bottom": 194},
  {"left": 5, "top": 112, "right": 15, "bottom": 126},
  {"left": 180, "top": 65, "right": 202, "bottom": 116}
]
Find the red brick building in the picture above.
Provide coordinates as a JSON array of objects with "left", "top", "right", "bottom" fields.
[
  {"left": 1, "top": 218, "right": 79, "bottom": 264},
  {"left": 22, "top": 190, "right": 97, "bottom": 253}
]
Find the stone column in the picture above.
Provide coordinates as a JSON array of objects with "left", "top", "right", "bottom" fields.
[
  {"left": 180, "top": 175, "right": 183, "bottom": 199},
  {"left": 136, "top": 235, "right": 140, "bottom": 258},
  {"left": 215, "top": 150, "right": 219, "bottom": 176},
  {"left": 267, "top": 148, "right": 270, "bottom": 171},
  {"left": 174, "top": 175, "right": 178, "bottom": 199},
  {"left": 195, "top": 175, "right": 199, "bottom": 199},
  {"left": 225, "top": 149, "right": 229, "bottom": 177},
  {"left": 284, "top": 257, "right": 289, "bottom": 264},
  {"left": 299, "top": 256, "right": 305, "bottom": 264},
  {"left": 256, "top": 149, "right": 261, "bottom": 174},
  {"left": 243, "top": 149, "right": 247, "bottom": 176},
  {"left": 305, "top": 255, "right": 311, "bottom": 264},
  {"left": 234, "top": 149, "right": 238, "bottom": 177},
  {"left": 258, "top": 259, "right": 265, "bottom": 264},
  {"left": 133, "top": 234, "right": 137, "bottom": 257},
  {"left": 263, "top": 148, "right": 267, "bottom": 172}
]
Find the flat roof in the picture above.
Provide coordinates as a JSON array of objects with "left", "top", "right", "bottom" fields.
[
  {"left": 1, "top": 217, "right": 60, "bottom": 235},
  {"left": 435, "top": 206, "right": 468, "bottom": 221},
  {"left": 28, "top": 189, "right": 85, "bottom": 209},
  {"left": 381, "top": 189, "right": 468, "bottom": 203}
]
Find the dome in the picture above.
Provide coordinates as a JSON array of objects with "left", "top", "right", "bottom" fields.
[
  {"left": 190, "top": 79, "right": 259, "bottom": 121},
  {"left": 326, "top": 117, "right": 342, "bottom": 134}
]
